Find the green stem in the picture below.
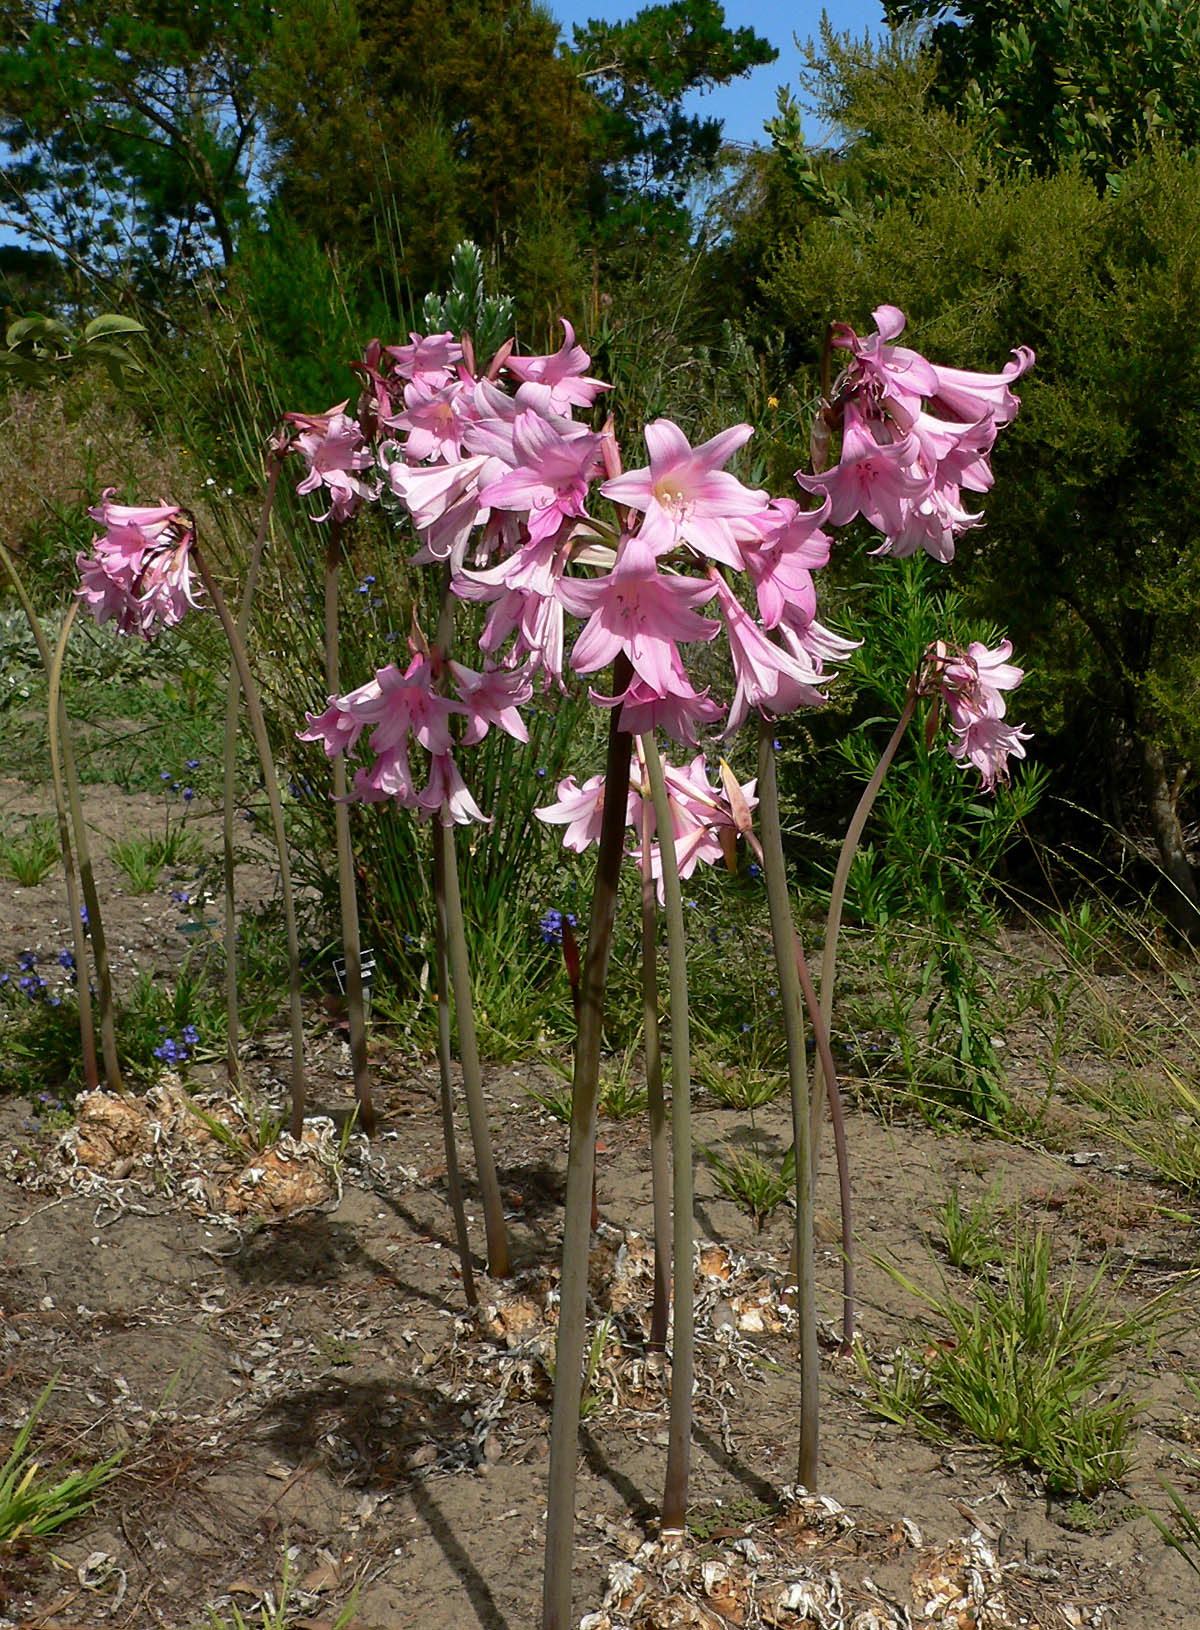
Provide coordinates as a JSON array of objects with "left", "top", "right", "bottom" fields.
[
  {"left": 0, "top": 546, "right": 97, "bottom": 1091},
  {"left": 222, "top": 456, "right": 281, "bottom": 1085},
  {"left": 193, "top": 542, "right": 306, "bottom": 1134},
  {"left": 434, "top": 815, "right": 509, "bottom": 1278},
  {"left": 430, "top": 569, "right": 508, "bottom": 1280},
  {"left": 757, "top": 721, "right": 818, "bottom": 1490},
  {"left": 641, "top": 732, "right": 694, "bottom": 1535},
  {"left": 325, "top": 525, "right": 375, "bottom": 1136},
  {"left": 49, "top": 603, "right": 121, "bottom": 1091},
  {"left": 813, "top": 687, "right": 918, "bottom": 1164},
  {"left": 640, "top": 771, "right": 671, "bottom": 1353},
  {"left": 542, "top": 654, "right": 633, "bottom": 1630},
  {"left": 432, "top": 823, "right": 478, "bottom": 1307}
]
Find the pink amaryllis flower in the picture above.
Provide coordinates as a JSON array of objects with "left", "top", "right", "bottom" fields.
[
  {"left": 600, "top": 419, "right": 768, "bottom": 566},
  {"left": 76, "top": 490, "right": 201, "bottom": 639},
  {"left": 633, "top": 750, "right": 758, "bottom": 900},
  {"left": 535, "top": 771, "right": 640, "bottom": 852},
  {"left": 922, "top": 636, "right": 1032, "bottom": 790},
  {"left": 503, "top": 319, "right": 611, "bottom": 414},
  {"left": 478, "top": 409, "right": 604, "bottom": 542},
  {"left": 711, "top": 573, "right": 832, "bottom": 734},
  {"left": 285, "top": 403, "right": 379, "bottom": 523},
  {"left": 559, "top": 530, "right": 719, "bottom": 693}
]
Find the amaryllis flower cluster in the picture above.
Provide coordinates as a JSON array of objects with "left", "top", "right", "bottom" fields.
[
  {"left": 922, "top": 637, "right": 1032, "bottom": 792},
  {"left": 289, "top": 304, "right": 1033, "bottom": 830},
  {"left": 536, "top": 749, "right": 757, "bottom": 902},
  {"left": 804, "top": 304, "right": 1035, "bottom": 563},
  {"left": 76, "top": 491, "right": 201, "bottom": 639}
]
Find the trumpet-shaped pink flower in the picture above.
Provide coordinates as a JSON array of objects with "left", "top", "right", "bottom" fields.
[
  {"left": 591, "top": 660, "right": 723, "bottom": 749},
  {"left": 503, "top": 319, "right": 611, "bottom": 413},
  {"left": 286, "top": 404, "right": 379, "bottom": 523},
  {"left": 947, "top": 714, "right": 1032, "bottom": 791},
  {"left": 535, "top": 772, "right": 639, "bottom": 851},
  {"left": 800, "top": 405, "right": 930, "bottom": 536},
  {"left": 479, "top": 410, "right": 603, "bottom": 542},
  {"left": 711, "top": 573, "right": 832, "bottom": 734},
  {"left": 923, "top": 637, "right": 1031, "bottom": 790},
  {"left": 632, "top": 751, "right": 758, "bottom": 902},
  {"left": 737, "top": 496, "right": 831, "bottom": 630},
  {"left": 76, "top": 490, "right": 201, "bottom": 639},
  {"left": 600, "top": 419, "right": 768, "bottom": 566},
  {"left": 385, "top": 331, "right": 463, "bottom": 391},
  {"left": 558, "top": 530, "right": 719, "bottom": 692},
  {"left": 448, "top": 660, "right": 533, "bottom": 744}
]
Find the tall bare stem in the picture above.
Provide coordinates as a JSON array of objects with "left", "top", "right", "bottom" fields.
[
  {"left": 641, "top": 732, "right": 694, "bottom": 1535},
  {"left": 812, "top": 686, "right": 918, "bottom": 1163},
  {"left": 543, "top": 654, "right": 633, "bottom": 1630},
  {"left": 757, "top": 722, "right": 818, "bottom": 1490},
  {"left": 1, "top": 547, "right": 97, "bottom": 1090},
  {"left": 639, "top": 774, "right": 671, "bottom": 1353},
  {"left": 324, "top": 524, "right": 375, "bottom": 1135},
  {"left": 193, "top": 542, "right": 307, "bottom": 1133},
  {"left": 49, "top": 603, "right": 121, "bottom": 1090},
  {"left": 222, "top": 457, "right": 281, "bottom": 1084},
  {"left": 432, "top": 825, "right": 478, "bottom": 1306}
]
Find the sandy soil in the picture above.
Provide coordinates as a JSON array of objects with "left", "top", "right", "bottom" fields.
[{"left": 1, "top": 782, "right": 1199, "bottom": 1629}]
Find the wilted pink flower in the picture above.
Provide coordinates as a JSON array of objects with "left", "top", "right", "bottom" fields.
[
  {"left": 76, "top": 490, "right": 201, "bottom": 639},
  {"left": 600, "top": 419, "right": 768, "bottom": 566}
]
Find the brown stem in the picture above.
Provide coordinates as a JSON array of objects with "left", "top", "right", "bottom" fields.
[
  {"left": 543, "top": 653, "right": 633, "bottom": 1630},
  {"left": 50, "top": 603, "right": 121, "bottom": 1090},
  {"left": 640, "top": 775, "right": 671, "bottom": 1353},
  {"left": 432, "top": 826, "right": 478, "bottom": 1307}
]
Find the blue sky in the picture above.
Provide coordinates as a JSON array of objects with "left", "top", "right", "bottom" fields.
[{"left": 548, "top": 1, "right": 890, "bottom": 151}]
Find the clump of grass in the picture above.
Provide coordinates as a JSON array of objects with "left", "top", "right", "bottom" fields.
[
  {"left": 1, "top": 1377, "right": 123, "bottom": 1544},
  {"left": 861, "top": 1230, "right": 1155, "bottom": 1497},
  {"left": 700, "top": 1142, "right": 794, "bottom": 1232},
  {"left": 0, "top": 815, "right": 59, "bottom": 886},
  {"left": 111, "top": 827, "right": 205, "bottom": 893},
  {"left": 935, "top": 1176, "right": 1006, "bottom": 1271}
]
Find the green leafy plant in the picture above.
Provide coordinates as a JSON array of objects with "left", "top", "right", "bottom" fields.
[
  {"left": 862, "top": 1231, "right": 1154, "bottom": 1497},
  {"left": 0, "top": 1377, "right": 123, "bottom": 1544},
  {"left": 700, "top": 1142, "right": 795, "bottom": 1232},
  {"left": 0, "top": 815, "right": 60, "bottom": 886},
  {"left": 111, "top": 826, "right": 205, "bottom": 893}
]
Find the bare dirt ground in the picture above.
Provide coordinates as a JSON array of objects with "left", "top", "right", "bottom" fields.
[{"left": 1, "top": 780, "right": 1199, "bottom": 1629}]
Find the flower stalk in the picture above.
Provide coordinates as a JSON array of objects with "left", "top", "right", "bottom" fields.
[
  {"left": 641, "top": 731, "right": 695, "bottom": 1535},
  {"left": 192, "top": 539, "right": 307, "bottom": 1133},
  {"left": 757, "top": 721, "right": 819, "bottom": 1489},
  {"left": 542, "top": 654, "right": 633, "bottom": 1630},
  {"left": 222, "top": 454, "right": 281, "bottom": 1084},
  {"left": 640, "top": 783, "right": 671, "bottom": 1353},
  {"left": 324, "top": 522, "right": 375, "bottom": 1136},
  {"left": 1, "top": 544, "right": 98, "bottom": 1090}
]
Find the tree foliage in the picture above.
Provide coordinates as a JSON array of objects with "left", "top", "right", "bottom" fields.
[
  {"left": 568, "top": 0, "right": 776, "bottom": 242},
  {"left": 885, "top": 0, "right": 1200, "bottom": 184},
  {"left": 0, "top": 0, "right": 270, "bottom": 282}
]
